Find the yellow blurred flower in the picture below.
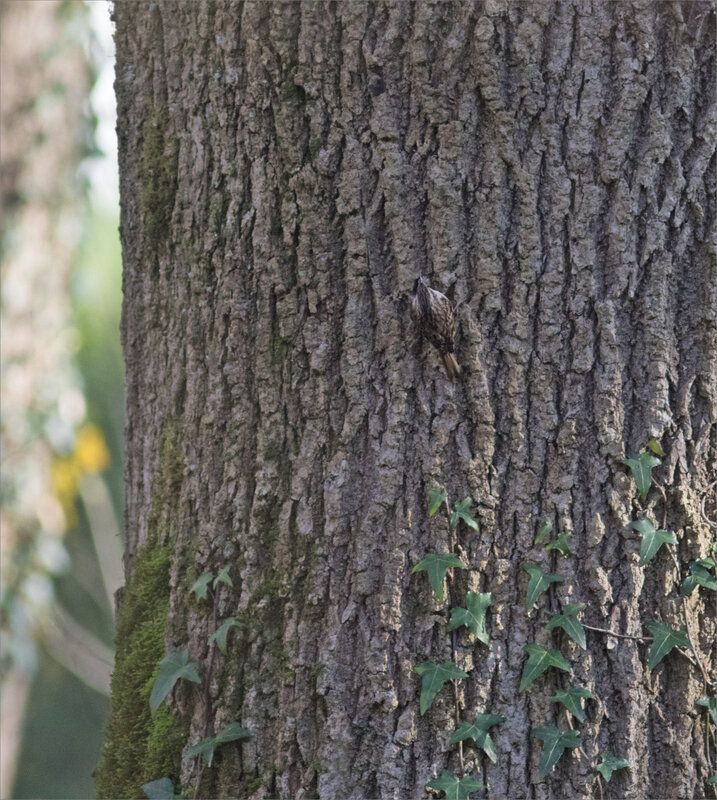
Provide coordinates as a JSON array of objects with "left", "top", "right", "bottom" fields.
[
  {"left": 51, "top": 457, "right": 82, "bottom": 527},
  {"left": 74, "top": 423, "right": 110, "bottom": 474},
  {"left": 51, "top": 424, "right": 110, "bottom": 527}
]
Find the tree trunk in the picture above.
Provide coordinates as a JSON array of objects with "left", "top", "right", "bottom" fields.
[{"left": 98, "top": 2, "right": 716, "bottom": 798}]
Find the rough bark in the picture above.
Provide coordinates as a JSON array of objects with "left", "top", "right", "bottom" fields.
[{"left": 100, "top": 2, "right": 716, "bottom": 799}]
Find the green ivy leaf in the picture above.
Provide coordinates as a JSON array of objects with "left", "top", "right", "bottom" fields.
[
  {"left": 534, "top": 520, "right": 553, "bottom": 545},
  {"left": 450, "top": 713, "right": 505, "bottom": 763},
  {"left": 707, "top": 775, "right": 717, "bottom": 785},
  {"left": 412, "top": 553, "right": 467, "bottom": 603},
  {"left": 190, "top": 572, "right": 213, "bottom": 601},
  {"left": 682, "top": 561, "right": 717, "bottom": 596},
  {"left": 545, "top": 533, "right": 572, "bottom": 558},
  {"left": 426, "top": 770, "right": 485, "bottom": 799},
  {"left": 531, "top": 724, "right": 580, "bottom": 778},
  {"left": 209, "top": 617, "right": 241, "bottom": 654},
  {"left": 187, "top": 722, "right": 251, "bottom": 766},
  {"left": 450, "top": 498, "right": 479, "bottom": 531},
  {"left": 622, "top": 452, "right": 661, "bottom": 501},
  {"left": 550, "top": 686, "right": 595, "bottom": 723},
  {"left": 142, "top": 778, "right": 183, "bottom": 799},
  {"left": 415, "top": 661, "right": 468, "bottom": 715},
  {"left": 646, "top": 622, "right": 690, "bottom": 670},
  {"left": 696, "top": 696, "right": 717, "bottom": 726},
  {"left": 519, "top": 644, "right": 570, "bottom": 692},
  {"left": 628, "top": 518, "right": 676, "bottom": 566},
  {"left": 213, "top": 565, "right": 233, "bottom": 589},
  {"left": 546, "top": 604, "right": 587, "bottom": 650},
  {"left": 446, "top": 591, "right": 491, "bottom": 645},
  {"left": 149, "top": 649, "right": 201, "bottom": 713},
  {"left": 596, "top": 751, "right": 631, "bottom": 782},
  {"left": 646, "top": 437, "right": 665, "bottom": 457},
  {"left": 523, "top": 563, "right": 563, "bottom": 610},
  {"left": 428, "top": 487, "right": 448, "bottom": 517}
]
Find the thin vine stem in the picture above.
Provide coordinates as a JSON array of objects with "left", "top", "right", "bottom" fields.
[
  {"left": 444, "top": 495, "right": 464, "bottom": 772},
  {"left": 194, "top": 587, "right": 219, "bottom": 799}
]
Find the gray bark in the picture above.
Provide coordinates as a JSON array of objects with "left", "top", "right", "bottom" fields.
[{"left": 104, "top": 2, "right": 716, "bottom": 798}]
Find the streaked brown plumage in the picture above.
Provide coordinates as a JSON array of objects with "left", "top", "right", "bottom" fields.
[{"left": 410, "top": 276, "right": 461, "bottom": 380}]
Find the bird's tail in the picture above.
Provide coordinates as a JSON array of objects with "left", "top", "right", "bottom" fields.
[{"left": 442, "top": 352, "right": 461, "bottom": 381}]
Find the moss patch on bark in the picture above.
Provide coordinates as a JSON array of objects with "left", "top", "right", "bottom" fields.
[{"left": 95, "top": 531, "right": 186, "bottom": 798}]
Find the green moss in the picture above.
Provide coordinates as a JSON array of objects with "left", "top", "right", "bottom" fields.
[
  {"left": 279, "top": 79, "right": 305, "bottom": 103},
  {"left": 148, "top": 420, "right": 184, "bottom": 542},
  {"left": 243, "top": 774, "right": 264, "bottom": 795},
  {"left": 144, "top": 704, "right": 189, "bottom": 782},
  {"left": 138, "top": 107, "right": 178, "bottom": 252},
  {"left": 309, "top": 135, "right": 322, "bottom": 160},
  {"left": 309, "top": 663, "right": 324, "bottom": 682},
  {"left": 96, "top": 420, "right": 187, "bottom": 798},
  {"left": 95, "top": 532, "right": 177, "bottom": 799}
]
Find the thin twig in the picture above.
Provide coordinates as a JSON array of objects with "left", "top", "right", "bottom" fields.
[
  {"left": 700, "top": 479, "right": 717, "bottom": 530},
  {"left": 583, "top": 623, "right": 653, "bottom": 641}
]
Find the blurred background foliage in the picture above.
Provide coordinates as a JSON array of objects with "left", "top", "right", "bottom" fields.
[{"left": 1, "top": 2, "right": 122, "bottom": 797}]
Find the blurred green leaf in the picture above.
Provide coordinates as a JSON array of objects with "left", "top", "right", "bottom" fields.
[
  {"left": 450, "top": 498, "right": 479, "bottom": 531},
  {"left": 446, "top": 591, "right": 491, "bottom": 645},
  {"left": 209, "top": 617, "right": 241, "bottom": 654},
  {"left": 622, "top": 452, "right": 660, "bottom": 500},
  {"left": 190, "top": 572, "right": 213, "bottom": 601},
  {"left": 149, "top": 649, "right": 201, "bottom": 713},
  {"left": 596, "top": 751, "right": 630, "bottom": 782},
  {"left": 523, "top": 563, "right": 563, "bottom": 610},
  {"left": 428, "top": 487, "right": 448, "bottom": 516},
  {"left": 142, "top": 778, "right": 183, "bottom": 799},
  {"left": 412, "top": 553, "right": 466, "bottom": 603}
]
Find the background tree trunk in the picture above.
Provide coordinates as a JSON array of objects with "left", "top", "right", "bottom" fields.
[{"left": 98, "top": 2, "right": 716, "bottom": 798}]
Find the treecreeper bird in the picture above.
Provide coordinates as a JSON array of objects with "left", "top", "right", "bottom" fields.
[{"left": 411, "top": 276, "right": 461, "bottom": 380}]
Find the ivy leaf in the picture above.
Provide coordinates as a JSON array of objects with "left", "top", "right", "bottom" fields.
[
  {"left": 696, "top": 696, "right": 717, "bottom": 726},
  {"left": 187, "top": 722, "right": 251, "bottom": 766},
  {"left": 519, "top": 644, "right": 570, "bottom": 692},
  {"left": 707, "top": 775, "right": 717, "bottom": 785},
  {"left": 142, "top": 778, "right": 183, "bottom": 800},
  {"left": 628, "top": 519, "right": 676, "bottom": 566},
  {"left": 596, "top": 751, "right": 631, "bottom": 782},
  {"left": 412, "top": 553, "right": 467, "bottom": 603},
  {"left": 446, "top": 591, "right": 491, "bottom": 645},
  {"left": 646, "top": 437, "right": 665, "bottom": 456},
  {"left": 415, "top": 661, "right": 468, "bottom": 715},
  {"left": 523, "top": 563, "right": 563, "bottom": 610},
  {"left": 213, "top": 565, "right": 232, "bottom": 589},
  {"left": 696, "top": 556, "right": 716, "bottom": 569},
  {"left": 427, "top": 770, "right": 485, "bottom": 799},
  {"left": 190, "top": 572, "right": 213, "bottom": 601},
  {"left": 682, "top": 560, "right": 717, "bottom": 596},
  {"left": 209, "top": 617, "right": 241, "bottom": 653},
  {"left": 550, "top": 686, "right": 595, "bottom": 723},
  {"left": 450, "top": 498, "right": 479, "bottom": 531},
  {"left": 546, "top": 533, "right": 572, "bottom": 558},
  {"left": 450, "top": 713, "right": 505, "bottom": 763},
  {"left": 149, "top": 649, "right": 201, "bottom": 713},
  {"left": 546, "top": 604, "right": 587, "bottom": 650},
  {"left": 428, "top": 487, "right": 448, "bottom": 517},
  {"left": 622, "top": 452, "right": 660, "bottom": 501},
  {"left": 531, "top": 724, "right": 580, "bottom": 778},
  {"left": 646, "top": 622, "right": 690, "bottom": 670},
  {"left": 534, "top": 520, "right": 553, "bottom": 545}
]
